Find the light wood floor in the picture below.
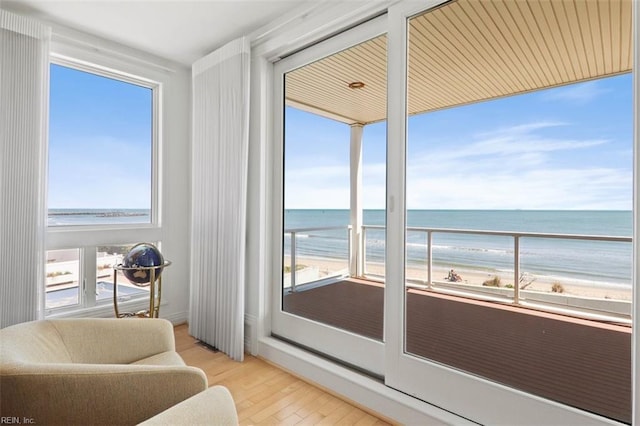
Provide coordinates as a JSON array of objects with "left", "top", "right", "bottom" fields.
[{"left": 174, "top": 324, "right": 393, "bottom": 426}]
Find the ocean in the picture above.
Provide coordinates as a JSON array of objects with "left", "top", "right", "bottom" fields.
[
  {"left": 48, "top": 209, "right": 151, "bottom": 226},
  {"left": 47, "top": 208, "right": 633, "bottom": 288},
  {"left": 284, "top": 209, "right": 633, "bottom": 287}
]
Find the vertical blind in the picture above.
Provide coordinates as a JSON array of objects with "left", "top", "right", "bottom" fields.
[
  {"left": 0, "top": 10, "right": 50, "bottom": 327},
  {"left": 189, "top": 37, "right": 250, "bottom": 361}
]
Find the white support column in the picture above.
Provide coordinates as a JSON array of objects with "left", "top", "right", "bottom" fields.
[{"left": 350, "top": 123, "right": 364, "bottom": 277}]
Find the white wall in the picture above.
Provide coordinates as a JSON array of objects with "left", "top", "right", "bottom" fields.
[{"left": 156, "top": 64, "right": 191, "bottom": 324}]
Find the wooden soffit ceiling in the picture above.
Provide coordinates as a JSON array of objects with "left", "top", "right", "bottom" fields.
[{"left": 285, "top": 0, "right": 633, "bottom": 126}]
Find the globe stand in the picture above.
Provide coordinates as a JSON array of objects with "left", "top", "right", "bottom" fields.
[{"left": 112, "top": 261, "right": 172, "bottom": 318}]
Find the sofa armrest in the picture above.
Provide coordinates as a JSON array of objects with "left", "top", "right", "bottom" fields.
[
  {"left": 1, "top": 363, "right": 207, "bottom": 426},
  {"left": 138, "top": 386, "right": 238, "bottom": 426},
  {"left": 50, "top": 318, "right": 177, "bottom": 364}
]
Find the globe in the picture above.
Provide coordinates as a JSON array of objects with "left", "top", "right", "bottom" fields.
[{"left": 122, "top": 243, "right": 165, "bottom": 285}]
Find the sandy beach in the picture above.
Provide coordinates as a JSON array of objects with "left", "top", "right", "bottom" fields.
[{"left": 284, "top": 255, "right": 632, "bottom": 302}]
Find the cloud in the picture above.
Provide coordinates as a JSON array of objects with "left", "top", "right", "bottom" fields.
[
  {"left": 424, "top": 121, "right": 608, "bottom": 162},
  {"left": 362, "top": 163, "right": 386, "bottom": 208},
  {"left": 285, "top": 165, "right": 350, "bottom": 208},
  {"left": 541, "top": 81, "right": 609, "bottom": 104},
  {"left": 403, "top": 122, "right": 629, "bottom": 209},
  {"left": 405, "top": 167, "right": 631, "bottom": 210},
  {"left": 284, "top": 162, "right": 388, "bottom": 209},
  {"left": 284, "top": 121, "right": 631, "bottom": 210},
  {"left": 409, "top": 121, "right": 610, "bottom": 175}
]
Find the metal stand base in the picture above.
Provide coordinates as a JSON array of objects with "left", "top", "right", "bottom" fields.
[{"left": 112, "top": 261, "right": 171, "bottom": 318}]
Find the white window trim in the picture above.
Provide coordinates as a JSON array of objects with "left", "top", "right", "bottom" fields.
[
  {"left": 48, "top": 54, "right": 161, "bottom": 231},
  {"left": 632, "top": 1, "right": 640, "bottom": 424},
  {"left": 45, "top": 37, "right": 165, "bottom": 317}
]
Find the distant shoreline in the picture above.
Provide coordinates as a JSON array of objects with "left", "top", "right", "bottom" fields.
[{"left": 48, "top": 211, "right": 147, "bottom": 217}]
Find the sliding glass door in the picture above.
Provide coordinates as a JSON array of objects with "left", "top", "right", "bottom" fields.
[
  {"left": 271, "top": 16, "right": 387, "bottom": 376},
  {"left": 386, "top": 0, "right": 634, "bottom": 423},
  {"left": 271, "top": 0, "right": 636, "bottom": 423}
]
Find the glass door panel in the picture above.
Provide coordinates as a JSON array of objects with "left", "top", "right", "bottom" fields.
[
  {"left": 272, "top": 16, "right": 387, "bottom": 376},
  {"left": 389, "top": 0, "right": 633, "bottom": 423}
]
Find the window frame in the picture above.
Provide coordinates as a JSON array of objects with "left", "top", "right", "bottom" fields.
[
  {"left": 48, "top": 54, "right": 161, "bottom": 230},
  {"left": 384, "top": 1, "right": 636, "bottom": 424},
  {"left": 271, "top": 14, "right": 388, "bottom": 376},
  {"left": 45, "top": 49, "right": 164, "bottom": 317}
]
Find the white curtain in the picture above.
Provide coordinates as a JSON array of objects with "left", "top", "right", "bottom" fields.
[
  {"left": 189, "top": 37, "right": 250, "bottom": 361},
  {"left": 0, "top": 10, "right": 50, "bottom": 328}
]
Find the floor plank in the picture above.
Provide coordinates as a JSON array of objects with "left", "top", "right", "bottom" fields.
[{"left": 174, "top": 324, "right": 393, "bottom": 426}]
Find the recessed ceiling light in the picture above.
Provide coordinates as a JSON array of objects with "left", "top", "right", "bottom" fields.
[{"left": 348, "top": 81, "right": 365, "bottom": 89}]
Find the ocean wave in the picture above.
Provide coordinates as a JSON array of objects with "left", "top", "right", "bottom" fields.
[
  {"left": 282, "top": 209, "right": 632, "bottom": 286},
  {"left": 492, "top": 269, "right": 632, "bottom": 289},
  {"left": 406, "top": 242, "right": 511, "bottom": 255}
]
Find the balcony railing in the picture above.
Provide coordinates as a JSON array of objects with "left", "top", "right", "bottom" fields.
[
  {"left": 284, "top": 225, "right": 352, "bottom": 292},
  {"left": 285, "top": 224, "right": 632, "bottom": 321}
]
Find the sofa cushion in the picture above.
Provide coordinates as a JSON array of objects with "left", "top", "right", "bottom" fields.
[
  {"left": 138, "top": 386, "right": 238, "bottom": 425},
  {"left": 51, "top": 318, "right": 176, "bottom": 364},
  {"left": 1, "top": 321, "right": 72, "bottom": 364}
]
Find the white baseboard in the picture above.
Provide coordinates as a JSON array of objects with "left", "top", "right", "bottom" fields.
[
  {"left": 163, "top": 310, "right": 188, "bottom": 325},
  {"left": 257, "top": 336, "right": 472, "bottom": 425},
  {"left": 46, "top": 299, "right": 187, "bottom": 323}
]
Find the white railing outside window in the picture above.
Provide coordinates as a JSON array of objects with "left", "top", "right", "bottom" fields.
[{"left": 284, "top": 224, "right": 632, "bottom": 321}]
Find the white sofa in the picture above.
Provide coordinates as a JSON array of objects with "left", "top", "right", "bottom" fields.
[
  {"left": 139, "top": 385, "right": 238, "bottom": 425},
  {"left": 0, "top": 318, "right": 237, "bottom": 425}
]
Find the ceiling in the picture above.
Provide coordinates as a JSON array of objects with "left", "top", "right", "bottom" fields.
[
  {"left": 1, "top": 0, "right": 319, "bottom": 65},
  {"left": 286, "top": 0, "right": 633, "bottom": 125},
  {"left": 3, "top": 0, "right": 633, "bottom": 123}
]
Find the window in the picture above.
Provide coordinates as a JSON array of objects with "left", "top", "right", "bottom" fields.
[
  {"left": 45, "top": 249, "right": 80, "bottom": 309},
  {"left": 96, "top": 244, "right": 149, "bottom": 303},
  {"left": 45, "top": 57, "right": 161, "bottom": 315},
  {"left": 44, "top": 244, "right": 151, "bottom": 311},
  {"left": 48, "top": 63, "right": 154, "bottom": 226}
]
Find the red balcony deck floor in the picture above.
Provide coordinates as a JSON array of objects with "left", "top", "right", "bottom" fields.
[{"left": 283, "top": 278, "right": 631, "bottom": 423}]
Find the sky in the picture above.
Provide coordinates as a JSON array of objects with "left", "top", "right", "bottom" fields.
[
  {"left": 48, "top": 64, "right": 152, "bottom": 209},
  {"left": 48, "top": 64, "right": 633, "bottom": 212},
  {"left": 284, "top": 74, "right": 633, "bottom": 210}
]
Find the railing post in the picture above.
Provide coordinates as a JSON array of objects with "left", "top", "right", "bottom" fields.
[
  {"left": 514, "top": 235, "right": 520, "bottom": 304},
  {"left": 362, "top": 226, "right": 368, "bottom": 276},
  {"left": 290, "top": 231, "right": 296, "bottom": 292},
  {"left": 347, "top": 226, "right": 352, "bottom": 277},
  {"left": 350, "top": 124, "right": 364, "bottom": 278},
  {"left": 427, "top": 230, "right": 433, "bottom": 289}
]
